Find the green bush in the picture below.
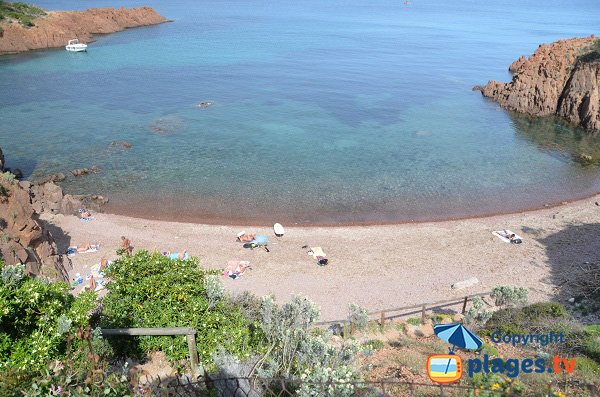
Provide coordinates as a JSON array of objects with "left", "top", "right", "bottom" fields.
[
  {"left": 575, "top": 356, "right": 600, "bottom": 378},
  {"left": 0, "top": 2, "right": 46, "bottom": 28},
  {"left": 0, "top": 260, "right": 96, "bottom": 374},
  {"left": 347, "top": 303, "right": 368, "bottom": 332},
  {"left": 362, "top": 339, "right": 385, "bottom": 351},
  {"left": 491, "top": 285, "right": 529, "bottom": 308},
  {"left": 406, "top": 317, "right": 421, "bottom": 326},
  {"left": 485, "top": 302, "right": 569, "bottom": 335},
  {"left": 100, "top": 250, "right": 259, "bottom": 364}
]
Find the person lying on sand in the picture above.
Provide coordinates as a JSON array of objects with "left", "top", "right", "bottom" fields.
[
  {"left": 223, "top": 261, "right": 251, "bottom": 279},
  {"left": 76, "top": 243, "right": 99, "bottom": 253},
  {"left": 236, "top": 231, "right": 256, "bottom": 242},
  {"left": 79, "top": 208, "right": 92, "bottom": 220},
  {"left": 83, "top": 276, "right": 96, "bottom": 292}
]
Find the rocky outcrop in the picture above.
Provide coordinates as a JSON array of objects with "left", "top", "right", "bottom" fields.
[
  {"left": 479, "top": 36, "right": 600, "bottom": 131},
  {"left": 0, "top": 176, "right": 70, "bottom": 281},
  {"left": 0, "top": 6, "right": 167, "bottom": 55},
  {"left": 0, "top": 148, "right": 109, "bottom": 279}
]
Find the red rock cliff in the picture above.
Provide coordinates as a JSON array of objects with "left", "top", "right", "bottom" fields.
[
  {"left": 480, "top": 36, "right": 600, "bottom": 131},
  {"left": 0, "top": 6, "right": 167, "bottom": 55}
]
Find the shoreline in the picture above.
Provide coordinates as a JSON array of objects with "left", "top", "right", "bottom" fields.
[
  {"left": 101, "top": 189, "right": 600, "bottom": 227},
  {"left": 47, "top": 193, "right": 600, "bottom": 321}
]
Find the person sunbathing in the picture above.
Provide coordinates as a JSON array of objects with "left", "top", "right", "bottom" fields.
[
  {"left": 77, "top": 243, "right": 98, "bottom": 253},
  {"left": 79, "top": 208, "right": 92, "bottom": 219},
  {"left": 83, "top": 276, "right": 96, "bottom": 292},
  {"left": 223, "top": 261, "right": 251, "bottom": 279},
  {"left": 236, "top": 231, "right": 256, "bottom": 242},
  {"left": 99, "top": 257, "right": 109, "bottom": 272}
]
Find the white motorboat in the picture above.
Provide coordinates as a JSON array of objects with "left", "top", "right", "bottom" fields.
[{"left": 65, "top": 39, "right": 87, "bottom": 52}]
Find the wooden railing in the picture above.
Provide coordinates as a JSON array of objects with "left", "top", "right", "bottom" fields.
[
  {"left": 314, "top": 291, "right": 492, "bottom": 328},
  {"left": 100, "top": 327, "right": 201, "bottom": 377}
]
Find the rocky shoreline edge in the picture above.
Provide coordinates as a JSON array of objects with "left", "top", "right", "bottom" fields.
[
  {"left": 475, "top": 35, "right": 600, "bottom": 132},
  {"left": 0, "top": 6, "right": 168, "bottom": 55}
]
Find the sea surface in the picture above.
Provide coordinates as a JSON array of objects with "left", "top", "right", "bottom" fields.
[{"left": 1, "top": 0, "right": 600, "bottom": 224}]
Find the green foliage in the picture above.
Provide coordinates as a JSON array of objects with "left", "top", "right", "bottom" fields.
[
  {"left": 465, "top": 296, "right": 492, "bottom": 327},
  {"left": 100, "top": 250, "right": 257, "bottom": 364},
  {"left": 406, "top": 317, "right": 421, "bottom": 326},
  {"left": 578, "top": 39, "right": 600, "bottom": 63},
  {"left": 479, "top": 342, "right": 499, "bottom": 356},
  {"left": 0, "top": 326, "right": 134, "bottom": 396},
  {"left": 575, "top": 356, "right": 600, "bottom": 377},
  {"left": 0, "top": 1, "right": 46, "bottom": 28},
  {"left": 468, "top": 372, "right": 524, "bottom": 396},
  {"left": 347, "top": 303, "right": 368, "bottom": 332},
  {"left": 0, "top": 184, "right": 9, "bottom": 199},
  {"left": 491, "top": 285, "right": 529, "bottom": 308},
  {"left": 485, "top": 302, "right": 569, "bottom": 335},
  {"left": 243, "top": 294, "right": 362, "bottom": 387},
  {"left": 362, "top": 339, "right": 385, "bottom": 351},
  {"left": 1, "top": 172, "right": 15, "bottom": 183},
  {"left": 0, "top": 264, "right": 96, "bottom": 374},
  {"left": 297, "top": 365, "right": 360, "bottom": 397}
]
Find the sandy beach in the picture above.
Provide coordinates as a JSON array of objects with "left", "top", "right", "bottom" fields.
[{"left": 43, "top": 195, "right": 600, "bottom": 322}]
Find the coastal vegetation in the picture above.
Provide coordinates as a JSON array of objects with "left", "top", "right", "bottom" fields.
[
  {"left": 0, "top": 1, "right": 45, "bottom": 28},
  {"left": 578, "top": 38, "right": 600, "bottom": 63},
  {"left": 0, "top": 242, "right": 598, "bottom": 395}
]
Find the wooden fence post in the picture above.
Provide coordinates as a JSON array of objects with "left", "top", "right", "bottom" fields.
[
  {"left": 421, "top": 305, "right": 427, "bottom": 324},
  {"left": 186, "top": 333, "right": 201, "bottom": 377},
  {"left": 380, "top": 312, "right": 386, "bottom": 332},
  {"left": 462, "top": 296, "right": 469, "bottom": 314}
]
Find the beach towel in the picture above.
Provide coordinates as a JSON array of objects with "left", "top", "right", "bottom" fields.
[
  {"left": 168, "top": 252, "right": 190, "bottom": 260},
  {"left": 79, "top": 217, "right": 94, "bottom": 222},
  {"left": 90, "top": 261, "right": 112, "bottom": 278},
  {"left": 67, "top": 245, "right": 100, "bottom": 256},
  {"left": 492, "top": 230, "right": 523, "bottom": 244}
]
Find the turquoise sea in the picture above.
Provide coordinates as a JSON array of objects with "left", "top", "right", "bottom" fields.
[{"left": 1, "top": 0, "right": 600, "bottom": 224}]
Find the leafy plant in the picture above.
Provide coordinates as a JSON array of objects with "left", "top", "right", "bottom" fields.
[
  {"left": 0, "top": 260, "right": 96, "bottom": 374},
  {"left": 0, "top": 2, "right": 46, "bottom": 28},
  {"left": 347, "top": 303, "right": 368, "bottom": 332},
  {"left": 491, "top": 285, "right": 529, "bottom": 308},
  {"left": 465, "top": 297, "right": 492, "bottom": 327},
  {"left": 0, "top": 326, "right": 134, "bottom": 396},
  {"left": 100, "top": 250, "right": 257, "bottom": 365},
  {"left": 468, "top": 372, "right": 524, "bottom": 396}
]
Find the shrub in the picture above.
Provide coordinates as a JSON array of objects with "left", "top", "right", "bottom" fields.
[
  {"left": 491, "top": 285, "right": 529, "bottom": 308},
  {"left": 406, "top": 317, "right": 421, "bottom": 326},
  {"left": 347, "top": 303, "right": 368, "bottom": 332},
  {"left": 468, "top": 372, "right": 524, "bottom": 396},
  {"left": 100, "top": 250, "right": 258, "bottom": 364},
  {"left": 0, "top": 260, "right": 96, "bottom": 374},
  {"left": 465, "top": 296, "right": 492, "bottom": 327},
  {"left": 0, "top": 2, "right": 46, "bottom": 28},
  {"left": 362, "top": 339, "right": 385, "bottom": 352},
  {"left": 485, "top": 302, "right": 569, "bottom": 336},
  {"left": 0, "top": 326, "right": 134, "bottom": 396}
]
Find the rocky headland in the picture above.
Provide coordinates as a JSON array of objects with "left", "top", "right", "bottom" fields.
[
  {"left": 0, "top": 147, "right": 107, "bottom": 281},
  {"left": 0, "top": 5, "right": 167, "bottom": 55},
  {"left": 477, "top": 35, "right": 600, "bottom": 131}
]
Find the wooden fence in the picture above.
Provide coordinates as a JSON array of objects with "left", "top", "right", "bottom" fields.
[
  {"left": 99, "top": 291, "right": 492, "bottom": 377},
  {"left": 315, "top": 291, "right": 492, "bottom": 328},
  {"left": 100, "top": 327, "right": 202, "bottom": 377}
]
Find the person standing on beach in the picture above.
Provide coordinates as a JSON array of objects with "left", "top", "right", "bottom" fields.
[{"left": 121, "top": 236, "right": 132, "bottom": 256}]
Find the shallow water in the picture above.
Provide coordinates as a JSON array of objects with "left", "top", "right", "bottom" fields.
[{"left": 1, "top": 0, "right": 600, "bottom": 224}]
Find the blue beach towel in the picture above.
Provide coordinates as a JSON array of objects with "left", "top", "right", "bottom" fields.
[{"left": 168, "top": 252, "right": 189, "bottom": 260}]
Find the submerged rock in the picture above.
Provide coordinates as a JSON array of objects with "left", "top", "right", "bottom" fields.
[
  {"left": 110, "top": 140, "right": 133, "bottom": 150},
  {"left": 70, "top": 166, "right": 100, "bottom": 177}
]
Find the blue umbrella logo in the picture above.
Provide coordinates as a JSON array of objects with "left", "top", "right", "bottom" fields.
[
  {"left": 434, "top": 323, "right": 483, "bottom": 352},
  {"left": 433, "top": 323, "right": 483, "bottom": 376}
]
